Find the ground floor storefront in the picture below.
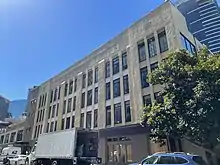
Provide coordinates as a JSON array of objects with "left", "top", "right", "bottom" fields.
[
  {"left": 98, "top": 124, "right": 168, "bottom": 165},
  {"left": 98, "top": 124, "right": 219, "bottom": 165}
]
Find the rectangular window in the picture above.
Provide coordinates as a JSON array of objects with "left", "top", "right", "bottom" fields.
[
  {"left": 56, "top": 103, "right": 59, "bottom": 116},
  {"left": 125, "top": 101, "right": 131, "bottom": 122},
  {"left": 95, "top": 67, "right": 98, "bottom": 83},
  {"left": 140, "top": 67, "right": 149, "bottom": 88},
  {"left": 39, "top": 110, "right": 42, "bottom": 122},
  {"left": 71, "top": 116, "right": 75, "bottom": 128},
  {"left": 69, "top": 80, "right": 73, "bottom": 95},
  {"left": 87, "top": 90, "right": 93, "bottom": 106},
  {"left": 38, "top": 96, "right": 41, "bottom": 108},
  {"left": 64, "top": 83, "right": 68, "bottom": 97},
  {"left": 81, "top": 93, "right": 85, "bottom": 108},
  {"left": 52, "top": 105, "right": 56, "bottom": 118},
  {"left": 4, "top": 134, "right": 9, "bottom": 144},
  {"left": 143, "top": 94, "right": 152, "bottom": 106},
  {"left": 67, "top": 98, "right": 72, "bottom": 113},
  {"left": 46, "top": 123, "right": 49, "bottom": 133},
  {"left": 94, "top": 109, "right": 98, "bottom": 128},
  {"left": 0, "top": 135, "right": 4, "bottom": 144},
  {"left": 66, "top": 117, "right": 70, "bottom": 129},
  {"left": 16, "top": 130, "right": 23, "bottom": 142},
  {"left": 154, "top": 92, "right": 164, "bottom": 103},
  {"left": 138, "top": 42, "right": 146, "bottom": 62},
  {"left": 112, "top": 56, "right": 119, "bottom": 75},
  {"left": 10, "top": 132, "right": 16, "bottom": 143},
  {"left": 180, "top": 33, "right": 196, "bottom": 55},
  {"left": 113, "top": 78, "right": 121, "bottom": 98},
  {"left": 50, "top": 122, "right": 54, "bottom": 132},
  {"left": 123, "top": 75, "right": 129, "bottom": 94},
  {"left": 148, "top": 37, "right": 157, "bottom": 57},
  {"left": 37, "top": 111, "right": 40, "bottom": 122},
  {"left": 54, "top": 121, "right": 57, "bottom": 131},
  {"left": 106, "top": 106, "right": 111, "bottom": 126},
  {"left": 86, "top": 111, "right": 92, "bottom": 128},
  {"left": 48, "top": 106, "right": 51, "bottom": 119},
  {"left": 80, "top": 113, "right": 84, "bottom": 128},
  {"left": 63, "top": 100, "right": 66, "bottom": 114},
  {"left": 54, "top": 88, "right": 57, "bottom": 102},
  {"left": 58, "top": 86, "right": 61, "bottom": 99},
  {"left": 94, "top": 87, "right": 98, "bottom": 104},
  {"left": 82, "top": 73, "right": 86, "bottom": 88},
  {"left": 88, "top": 69, "right": 93, "bottom": 86},
  {"left": 61, "top": 118, "right": 65, "bottom": 130},
  {"left": 105, "top": 61, "right": 111, "bottom": 78},
  {"left": 42, "top": 109, "right": 45, "bottom": 121},
  {"left": 106, "top": 82, "right": 111, "bottom": 100},
  {"left": 114, "top": 103, "right": 122, "bottom": 124},
  {"left": 74, "top": 78, "right": 77, "bottom": 92},
  {"left": 73, "top": 96, "right": 76, "bottom": 111},
  {"left": 158, "top": 30, "right": 168, "bottom": 53},
  {"left": 122, "top": 52, "right": 128, "bottom": 70},
  {"left": 150, "top": 62, "right": 158, "bottom": 72},
  {"left": 44, "top": 93, "right": 47, "bottom": 106},
  {"left": 50, "top": 90, "right": 53, "bottom": 103}
]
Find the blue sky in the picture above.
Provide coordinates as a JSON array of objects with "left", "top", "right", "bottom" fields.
[{"left": 0, "top": 0, "right": 219, "bottom": 100}]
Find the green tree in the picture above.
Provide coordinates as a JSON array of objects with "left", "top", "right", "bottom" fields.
[{"left": 141, "top": 49, "right": 220, "bottom": 148}]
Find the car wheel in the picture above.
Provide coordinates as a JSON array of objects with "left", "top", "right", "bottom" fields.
[{"left": 51, "top": 160, "right": 57, "bottom": 165}]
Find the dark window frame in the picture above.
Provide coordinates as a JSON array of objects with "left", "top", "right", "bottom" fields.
[
  {"left": 112, "top": 56, "right": 120, "bottom": 75},
  {"left": 147, "top": 36, "right": 157, "bottom": 58},
  {"left": 158, "top": 30, "right": 169, "bottom": 53},
  {"left": 113, "top": 78, "right": 121, "bottom": 98},
  {"left": 138, "top": 42, "right": 146, "bottom": 62},
  {"left": 140, "top": 67, "right": 149, "bottom": 88},
  {"left": 122, "top": 52, "right": 128, "bottom": 70},
  {"left": 114, "top": 103, "right": 122, "bottom": 124},
  {"left": 106, "top": 82, "right": 111, "bottom": 100},
  {"left": 123, "top": 75, "right": 129, "bottom": 94},
  {"left": 87, "top": 89, "right": 93, "bottom": 106}
]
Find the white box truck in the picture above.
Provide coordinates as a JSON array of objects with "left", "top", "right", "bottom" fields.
[{"left": 28, "top": 128, "right": 101, "bottom": 165}]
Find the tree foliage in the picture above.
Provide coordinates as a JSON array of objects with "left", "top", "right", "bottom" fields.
[{"left": 141, "top": 49, "right": 220, "bottom": 148}]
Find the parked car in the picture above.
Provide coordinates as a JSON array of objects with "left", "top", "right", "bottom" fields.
[
  {"left": 8, "top": 155, "right": 27, "bottom": 165},
  {"left": 130, "top": 152, "right": 208, "bottom": 165}
]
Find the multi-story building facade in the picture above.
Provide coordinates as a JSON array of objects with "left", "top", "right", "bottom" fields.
[
  {"left": 30, "top": 2, "right": 206, "bottom": 164},
  {"left": 176, "top": 0, "right": 220, "bottom": 53},
  {"left": 0, "top": 119, "right": 25, "bottom": 152},
  {"left": 0, "top": 95, "right": 10, "bottom": 121},
  {"left": 0, "top": 87, "right": 39, "bottom": 153}
]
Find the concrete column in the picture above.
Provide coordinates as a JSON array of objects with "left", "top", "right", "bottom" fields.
[
  {"left": 97, "top": 59, "right": 106, "bottom": 129},
  {"left": 74, "top": 72, "right": 83, "bottom": 128}
]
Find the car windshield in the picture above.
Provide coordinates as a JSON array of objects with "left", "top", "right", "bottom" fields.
[{"left": 192, "top": 156, "right": 207, "bottom": 165}]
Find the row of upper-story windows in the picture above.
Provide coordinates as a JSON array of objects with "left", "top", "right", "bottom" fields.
[
  {"left": 105, "top": 52, "right": 128, "bottom": 78},
  {"left": 50, "top": 86, "right": 61, "bottom": 104},
  {"left": 138, "top": 29, "right": 169, "bottom": 62},
  {"left": 36, "top": 109, "right": 45, "bottom": 122},
  {"left": 82, "top": 67, "right": 99, "bottom": 88},
  {"left": 0, "top": 130, "right": 24, "bottom": 144},
  {"left": 143, "top": 92, "right": 164, "bottom": 107},
  {"left": 79, "top": 109, "right": 98, "bottom": 129},
  {"left": 105, "top": 75, "right": 129, "bottom": 100},
  {"left": 81, "top": 87, "right": 98, "bottom": 108},
  {"left": 46, "top": 120, "right": 58, "bottom": 133},
  {"left": 38, "top": 93, "right": 47, "bottom": 109},
  {"left": 105, "top": 100, "right": 131, "bottom": 126},
  {"left": 48, "top": 103, "right": 60, "bottom": 119},
  {"left": 34, "top": 124, "right": 43, "bottom": 139}
]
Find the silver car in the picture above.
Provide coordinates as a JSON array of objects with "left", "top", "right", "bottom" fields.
[{"left": 130, "top": 152, "right": 208, "bottom": 165}]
